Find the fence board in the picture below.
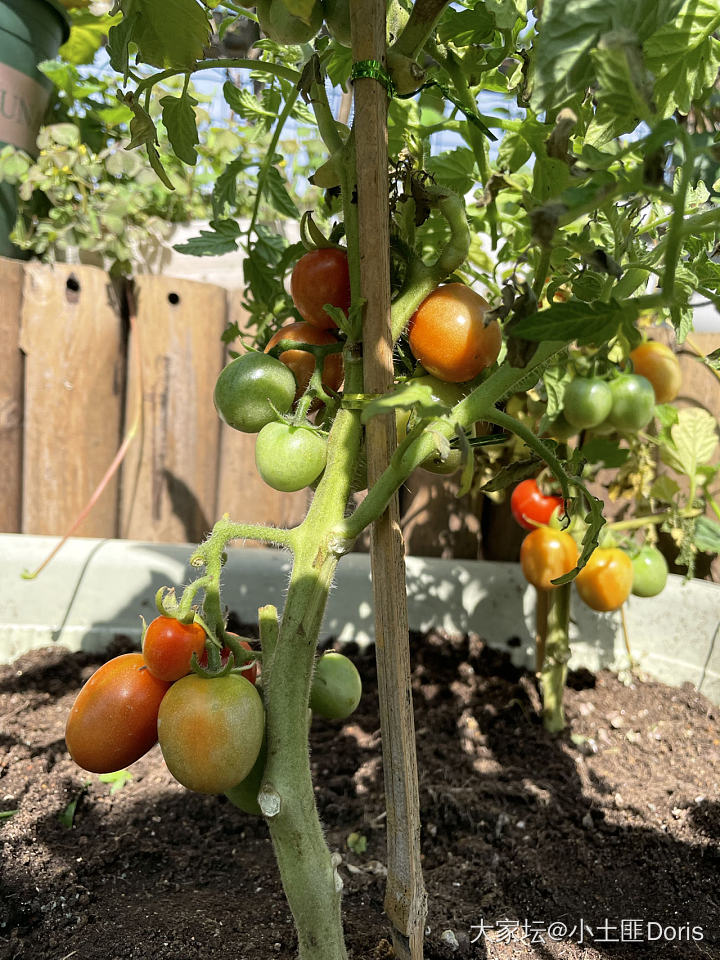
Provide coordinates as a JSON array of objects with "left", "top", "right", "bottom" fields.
[
  {"left": 19, "top": 264, "right": 124, "bottom": 537},
  {"left": 400, "top": 471, "right": 482, "bottom": 559},
  {"left": 215, "top": 295, "right": 309, "bottom": 541},
  {"left": 0, "top": 258, "right": 24, "bottom": 532},
  {"left": 120, "top": 276, "right": 227, "bottom": 544}
]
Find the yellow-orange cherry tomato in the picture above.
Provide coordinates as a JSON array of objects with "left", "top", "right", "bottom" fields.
[
  {"left": 65, "top": 653, "right": 171, "bottom": 774},
  {"left": 407, "top": 283, "right": 501, "bottom": 383},
  {"left": 520, "top": 528, "right": 578, "bottom": 591},
  {"left": 575, "top": 547, "right": 634, "bottom": 612},
  {"left": 629, "top": 341, "right": 682, "bottom": 403},
  {"left": 142, "top": 616, "right": 206, "bottom": 682}
]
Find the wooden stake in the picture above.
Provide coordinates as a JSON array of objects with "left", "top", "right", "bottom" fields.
[{"left": 349, "top": 3, "right": 427, "bottom": 958}]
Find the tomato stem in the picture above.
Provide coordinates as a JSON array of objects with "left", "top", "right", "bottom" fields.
[{"left": 540, "top": 583, "right": 571, "bottom": 734}]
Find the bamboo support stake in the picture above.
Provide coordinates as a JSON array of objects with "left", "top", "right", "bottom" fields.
[{"left": 349, "top": 2, "right": 427, "bottom": 958}]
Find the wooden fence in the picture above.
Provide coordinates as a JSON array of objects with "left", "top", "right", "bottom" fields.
[{"left": 1, "top": 257, "right": 718, "bottom": 567}]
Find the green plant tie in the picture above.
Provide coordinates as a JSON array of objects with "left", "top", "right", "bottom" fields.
[{"left": 350, "top": 59, "right": 396, "bottom": 98}]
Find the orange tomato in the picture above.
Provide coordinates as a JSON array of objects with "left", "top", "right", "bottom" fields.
[
  {"left": 629, "top": 341, "right": 682, "bottom": 403},
  {"left": 575, "top": 548, "right": 633, "bottom": 611},
  {"left": 142, "top": 616, "right": 206, "bottom": 682},
  {"left": 290, "top": 247, "right": 351, "bottom": 330},
  {"left": 265, "top": 321, "right": 343, "bottom": 401},
  {"left": 520, "top": 528, "right": 578, "bottom": 591},
  {"left": 408, "top": 283, "right": 501, "bottom": 383},
  {"left": 65, "top": 653, "right": 171, "bottom": 774}
]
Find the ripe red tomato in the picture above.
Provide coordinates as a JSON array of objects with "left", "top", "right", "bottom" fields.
[
  {"left": 198, "top": 635, "right": 258, "bottom": 685},
  {"left": 142, "top": 616, "right": 206, "bottom": 682},
  {"left": 407, "top": 283, "right": 501, "bottom": 383},
  {"left": 290, "top": 247, "right": 351, "bottom": 330},
  {"left": 520, "top": 527, "right": 578, "bottom": 591},
  {"left": 65, "top": 653, "right": 171, "bottom": 774},
  {"left": 157, "top": 674, "right": 264, "bottom": 794},
  {"left": 575, "top": 547, "right": 633, "bottom": 611},
  {"left": 629, "top": 341, "right": 682, "bottom": 403},
  {"left": 265, "top": 321, "right": 344, "bottom": 401},
  {"left": 510, "top": 478, "right": 563, "bottom": 530}
]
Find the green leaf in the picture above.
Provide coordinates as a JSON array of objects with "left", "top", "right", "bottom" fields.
[
  {"left": 223, "top": 82, "right": 277, "bottom": 122},
  {"left": 649, "top": 474, "right": 680, "bottom": 501},
  {"left": 146, "top": 143, "right": 175, "bottom": 189},
  {"left": 644, "top": 0, "right": 720, "bottom": 116},
  {"left": 124, "top": 98, "right": 157, "bottom": 150},
  {"left": 590, "top": 31, "right": 654, "bottom": 128},
  {"left": 97, "top": 769, "right": 133, "bottom": 793},
  {"left": 160, "top": 93, "right": 199, "bottom": 165},
  {"left": 425, "top": 148, "right": 476, "bottom": 196},
  {"left": 543, "top": 365, "right": 572, "bottom": 419},
  {"left": 109, "top": 0, "right": 211, "bottom": 70},
  {"left": 361, "top": 380, "right": 455, "bottom": 425},
  {"left": 264, "top": 166, "right": 300, "bottom": 219},
  {"left": 173, "top": 219, "right": 241, "bottom": 256},
  {"left": 212, "top": 157, "right": 246, "bottom": 217},
  {"left": 486, "top": 0, "right": 528, "bottom": 30},
  {"left": 695, "top": 516, "right": 720, "bottom": 553},
  {"left": 61, "top": 12, "right": 121, "bottom": 65},
  {"left": 512, "top": 299, "right": 638, "bottom": 345},
  {"left": 481, "top": 458, "right": 543, "bottom": 492},
  {"left": 660, "top": 407, "right": 719, "bottom": 477},
  {"left": 580, "top": 437, "right": 630, "bottom": 468},
  {"left": 703, "top": 347, "right": 720, "bottom": 372},
  {"left": 437, "top": 7, "right": 495, "bottom": 46},
  {"left": 497, "top": 131, "right": 532, "bottom": 173}
]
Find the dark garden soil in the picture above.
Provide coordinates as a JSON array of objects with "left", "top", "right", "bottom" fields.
[{"left": 1, "top": 629, "right": 718, "bottom": 960}]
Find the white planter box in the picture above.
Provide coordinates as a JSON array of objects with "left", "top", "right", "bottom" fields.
[{"left": 1, "top": 534, "right": 718, "bottom": 705}]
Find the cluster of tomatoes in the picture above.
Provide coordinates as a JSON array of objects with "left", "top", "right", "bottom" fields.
[
  {"left": 511, "top": 478, "right": 669, "bottom": 610},
  {"left": 214, "top": 246, "right": 502, "bottom": 490},
  {"left": 555, "top": 341, "right": 681, "bottom": 438},
  {"left": 65, "top": 612, "right": 362, "bottom": 806}
]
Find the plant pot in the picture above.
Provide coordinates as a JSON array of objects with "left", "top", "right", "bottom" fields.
[
  {"left": 1, "top": 534, "right": 719, "bottom": 706},
  {"left": 0, "top": 0, "right": 69, "bottom": 258}
]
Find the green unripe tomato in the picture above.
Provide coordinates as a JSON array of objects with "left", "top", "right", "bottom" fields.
[
  {"left": 563, "top": 377, "right": 613, "bottom": 429},
  {"left": 310, "top": 652, "right": 362, "bottom": 720},
  {"left": 396, "top": 375, "right": 470, "bottom": 475},
  {"left": 255, "top": 422, "right": 327, "bottom": 492},
  {"left": 214, "top": 353, "right": 296, "bottom": 434},
  {"left": 543, "top": 412, "right": 577, "bottom": 442},
  {"left": 631, "top": 545, "right": 669, "bottom": 597},
  {"left": 225, "top": 736, "right": 267, "bottom": 816},
  {"left": 256, "top": 0, "right": 323, "bottom": 43},
  {"left": 607, "top": 374, "right": 655, "bottom": 431}
]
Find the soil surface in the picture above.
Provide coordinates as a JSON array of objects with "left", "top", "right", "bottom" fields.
[{"left": 1, "top": 630, "right": 718, "bottom": 960}]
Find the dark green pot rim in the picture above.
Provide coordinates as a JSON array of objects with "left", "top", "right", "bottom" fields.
[{"left": 42, "top": 0, "right": 72, "bottom": 44}]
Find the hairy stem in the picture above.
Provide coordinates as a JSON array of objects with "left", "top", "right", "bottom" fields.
[{"left": 540, "top": 584, "right": 571, "bottom": 733}]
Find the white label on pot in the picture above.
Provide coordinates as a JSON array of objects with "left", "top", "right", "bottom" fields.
[{"left": 0, "top": 63, "right": 49, "bottom": 154}]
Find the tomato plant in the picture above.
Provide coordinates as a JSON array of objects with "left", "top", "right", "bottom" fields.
[
  {"left": 142, "top": 615, "right": 206, "bottom": 682},
  {"left": 214, "top": 353, "right": 297, "bottom": 433},
  {"left": 157, "top": 673, "right": 265, "bottom": 794},
  {"left": 631, "top": 545, "right": 669, "bottom": 598},
  {"left": 290, "top": 248, "right": 351, "bottom": 330},
  {"left": 255, "top": 422, "right": 327, "bottom": 491},
  {"left": 562, "top": 378, "right": 613, "bottom": 430},
  {"left": 520, "top": 528, "right": 578, "bottom": 591},
  {"left": 630, "top": 341, "right": 683, "bottom": 403},
  {"left": 265, "top": 321, "right": 344, "bottom": 401},
  {"left": 65, "top": 1, "right": 720, "bottom": 955},
  {"left": 510, "top": 478, "right": 563, "bottom": 530},
  {"left": 575, "top": 548, "right": 634, "bottom": 612},
  {"left": 395, "top": 375, "right": 471, "bottom": 474},
  {"left": 65, "top": 653, "right": 171, "bottom": 774},
  {"left": 310, "top": 652, "right": 362, "bottom": 720},
  {"left": 407, "top": 283, "right": 501, "bottom": 383}
]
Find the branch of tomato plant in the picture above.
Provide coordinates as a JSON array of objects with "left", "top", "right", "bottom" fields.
[
  {"left": 390, "top": 0, "right": 451, "bottom": 60},
  {"left": 540, "top": 584, "right": 572, "bottom": 733},
  {"left": 246, "top": 85, "right": 300, "bottom": 240},
  {"left": 606, "top": 507, "right": 702, "bottom": 533},
  {"left": 22, "top": 282, "right": 144, "bottom": 580},
  {"left": 661, "top": 126, "right": 695, "bottom": 308},
  {"left": 133, "top": 58, "right": 302, "bottom": 99}
]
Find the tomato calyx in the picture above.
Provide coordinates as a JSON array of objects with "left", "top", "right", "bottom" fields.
[
  {"left": 192, "top": 632, "right": 260, "bottom": 681},
  {"left": 299, "top": 210, "right": 343, "bottom": 252}
]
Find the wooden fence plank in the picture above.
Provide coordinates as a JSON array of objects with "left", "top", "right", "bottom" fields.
[
  {"left": 120, "top": 276, "right": 227, "bottom": 544},
  {"left": 215, "top": 294, "right": 309, "bottom": 541},
  {"left": 400, "top": 472, "right": 482, "bottom": 559},
  {"left": 0, "top": 258, "right": 25, "bottom": 533},
  {"left": 19, "top": 264, "right": 124, "bottom": 537}
]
